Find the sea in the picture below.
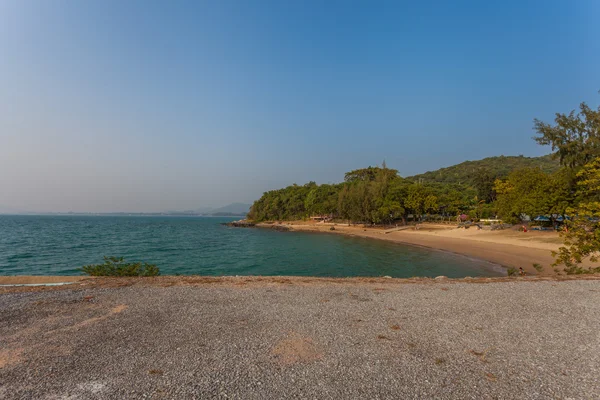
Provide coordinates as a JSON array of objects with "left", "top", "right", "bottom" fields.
[{"left": 0, "top": 215, "right": 504, "bottom": 278}]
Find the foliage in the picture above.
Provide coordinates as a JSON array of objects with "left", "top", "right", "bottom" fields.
[
  {"left": 81, "top": 256, "right": 160, "bottom": 277},
  {"left": 552, "top": 159, "right": 600, "bottom": 274},
  {"left": 249, "top": 165, "right": 446, "bottom": 224},
  {"left": 534, "top": 102, "right": 600, "bottom": 171},
  {"left": 407, "top": 155, "right": 559, "bottom": 187},
  {"left": 507, "top": 267, "right": 518, "bottom": 276},
  {"left": 494, "top": 167, "right": 571, "bottom": 224},
  {"left": 344, "top": 166, "right": 387, "bottom": 183},
  {"left": 305, "top": 184, "right": 340, "bottom": 216},
  {"left": 248, "top": 182, "right": 317, "bottom": 221},
  {"left": 432, "top": 183, "right": 477, "bottom": 215},
  {"left": 473, "top": 168, "right": 497, "bottom": 203}
]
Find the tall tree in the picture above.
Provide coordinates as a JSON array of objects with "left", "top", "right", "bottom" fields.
[
  {"left": 473, "top": 168, "right": 497, "bottom": 203},
  {"left": 533, "top": 102, "right": 600, "bottom": 171},
  {"left": 494, "top": 167, "right": 571, "bottom": 224},
  {"left": 404, "top": 184, "right": 438, "bottom": 220},
  {"left": 553, "top": 159, "right": 600, "bottom": 274},
  {"left": 344, "top": 166, "right": 396, "bottom": 183}
]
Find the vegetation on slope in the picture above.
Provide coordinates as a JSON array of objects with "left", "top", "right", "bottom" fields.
[{"left": 407, "top": 154, "right": 559, "bottom": 186}]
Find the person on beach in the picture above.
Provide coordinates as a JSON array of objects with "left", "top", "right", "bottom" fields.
[{"left": 519, "top": 267, "right": 526, "bottom": 276}]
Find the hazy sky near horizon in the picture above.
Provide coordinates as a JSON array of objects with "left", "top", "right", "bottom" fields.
[{"left": 1, "top": 1, "right": 599, "bottom": 212}]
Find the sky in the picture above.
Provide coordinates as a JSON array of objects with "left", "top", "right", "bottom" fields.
[{"left": 1, "top": 0, "right": 599, "bottom": 213}]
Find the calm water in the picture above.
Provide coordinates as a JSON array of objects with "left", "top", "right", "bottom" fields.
[{"left": 0, "top": 215, "right": 504, "bottom": 277}]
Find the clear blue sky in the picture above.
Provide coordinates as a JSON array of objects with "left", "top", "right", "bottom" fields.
[{"left": 1, "top": 0, "right": 599, "bottom": 212}]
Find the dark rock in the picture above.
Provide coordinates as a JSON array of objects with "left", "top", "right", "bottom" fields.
[
  {"left": 223, "top": 220, "right": 255, "bottom": 227},
  {"left": 270, "top": 225, "right": 291, "bottom": 232}
]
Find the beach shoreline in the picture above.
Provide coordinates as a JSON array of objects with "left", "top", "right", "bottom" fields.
[{"left": 255, "top": 221, "right": 563, "bottom": 275}]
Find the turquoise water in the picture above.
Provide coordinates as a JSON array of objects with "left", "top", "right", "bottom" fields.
[{"left": 0, "top": 215, "right": 504, "bottom": 277}]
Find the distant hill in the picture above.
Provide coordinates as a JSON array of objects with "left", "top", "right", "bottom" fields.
[
  {"left": 406, "top": 154, "right": 560, "bottom": 185},
  {"left": 209, "top": 203, "right": 251, "bottom": 216}
]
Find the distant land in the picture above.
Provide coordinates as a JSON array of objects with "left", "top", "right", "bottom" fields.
[
  {"left": 208, "top": 203, "right": 252, "bottom": 216},
  {"left": 0, "top": 203, "right": 252, "bottom": 217}
]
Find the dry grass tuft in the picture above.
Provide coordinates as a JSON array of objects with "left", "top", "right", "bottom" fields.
[
  {"left": 485, "top": 372, "right": 497, "bottom": 381},
  {"left": 470, "top": 349, "right": 490, "bottom": 363},
  {"left": 148, "top": 369, "right": 164, "bottom": 375}
]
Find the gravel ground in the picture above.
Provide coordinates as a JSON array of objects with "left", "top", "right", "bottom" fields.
[{"left": 1, "top": 279, "right": 599, "bottom": 399}]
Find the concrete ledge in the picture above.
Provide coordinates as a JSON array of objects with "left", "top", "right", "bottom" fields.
[{"left": 0, "top": 276, "right": 88, "bottom": 285}]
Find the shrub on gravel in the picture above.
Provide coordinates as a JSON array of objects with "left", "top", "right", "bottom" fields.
[{"left": 81, "top": 256, "right": 160, "bottom": 277}]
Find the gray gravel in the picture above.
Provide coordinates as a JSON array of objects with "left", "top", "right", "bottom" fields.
[{"left": 1, "top": 279, "right": 599, "bottom": 399}]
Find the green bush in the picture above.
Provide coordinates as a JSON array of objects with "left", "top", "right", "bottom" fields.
[
  {"left": 562, "top": 265, "right": 600, "bottom": 275},
  {"left": 81, "top": 256, "right": 160, "bottom": 277},
  {"left": 533, "top": 263, "right": 544, "bottom": 273},
  {"left": 507, "top": 267, "right": 518, "bottom": 277}
]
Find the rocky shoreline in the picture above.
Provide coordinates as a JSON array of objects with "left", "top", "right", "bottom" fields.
[
  {"left": 224, "top": 219, "right": 292, "bottom": 231},
  {"left": 222, "top": 219, "right": 255, "bottom": 227}
]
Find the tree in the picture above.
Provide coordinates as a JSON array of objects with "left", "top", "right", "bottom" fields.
[
  {"left": 533, "top": 102, "right": 600, "bottom": 171},
  {"left": 369, "top": 172, "right": 406, "bottom": 224},
  {"left": 344, "top": 166, "right": 397, "bottom": 183},
  {"left": 494, "top": 167, "right": 571, "bottom": 224},
  {"left": 432, "top": 184, "right": 475, "bottom": 217},
  {"left": 305, "top": 184, "right": 340, "bottom": 216},
  {"left": 473, "top": 168, "right": 497, "bottom": 203},
  {"left": 553, "top": 159, "right": 600, "bottom": 274},
  {"left": 404, "top": 184, "right": 438, "bottom": 221}
]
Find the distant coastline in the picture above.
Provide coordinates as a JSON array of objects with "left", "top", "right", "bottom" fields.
[
  {"left": 0, "top": 202, "right": 252, "bottom": 218},
  {"left": 0, "top": 212, "right": 246, "bottom": 217}
]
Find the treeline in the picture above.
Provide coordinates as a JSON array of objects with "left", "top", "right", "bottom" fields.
[{"left": 248, "top": 164, "right": 488, "bottom": 224}]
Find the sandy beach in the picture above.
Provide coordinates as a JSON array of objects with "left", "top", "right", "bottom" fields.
[{"left": 259, "top": 222, "right": 564, "bottom": 275}]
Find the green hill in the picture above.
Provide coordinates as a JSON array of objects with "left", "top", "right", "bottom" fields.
[{"left": 406, "top": 154, "right": 560, "bottom": 185}]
